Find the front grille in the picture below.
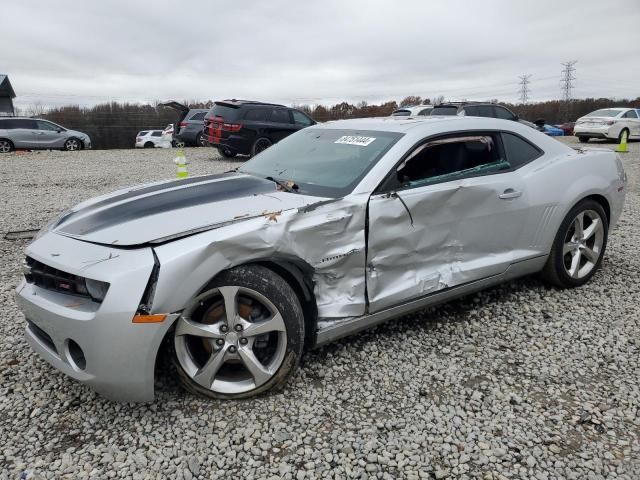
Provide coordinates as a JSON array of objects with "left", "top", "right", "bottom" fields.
[{"left": 24, "top": 256, "right": 91, "bottom": 299}]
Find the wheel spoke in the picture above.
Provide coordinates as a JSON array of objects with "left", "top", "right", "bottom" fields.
[
  {"left": 175, "top": 317, "right": 224, "bottom": 339},
  {"left": 582, "top": 218, "right": 601, "bottom": 240},
  {"left": 581, "top": 246, "right": 599, "bottom": 263},
  {"left": 573, "top": 213, "right": 584, "bottom": 239},
  {"left": 242, "top": 312, "right": 286, "bottom": 337},
  {"left": 238, "top": 345, "right": 272, "bottom": 386},
  {"left": 193, "top": 348, "right": 227, "bottom": 388},
  {"left": 219, "top": 286, "right": 239, "bottom": 327},
  {"left": 569, "top": 250, "right": 582, "bottom": 278},
  {"left": 563, "top": 242, "right": 575, "bottom": 255}
]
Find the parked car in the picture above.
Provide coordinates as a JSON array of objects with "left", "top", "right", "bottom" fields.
[
  {"left": 203, "top": 100, "right": 316, "bottom": 158},
  {"left": 17, "top": 116, "right": 626, "bottom": 402},
  {"left": 135, "top": 130, "right": 165, "bottom": 148},
  {"left": 533, "top": 120, "right": 564, "bottom": 137},
  {"left": 0, "top": 117, "right": 91, "bottom": 153},
  {"left": 554, "top": 122, "right": 575, "bottom": 136},
  {"left": 574, "top": 108, "right": 640, "bottom": 143},
  {"left": 430, "top": 102, "right": 538, "bottom": 129},
  {"left": 391, "top": 105, "right": 434, "bottom": 116},
  {"left": 160, "top": 102, "right": 208, "bottom": 147}
]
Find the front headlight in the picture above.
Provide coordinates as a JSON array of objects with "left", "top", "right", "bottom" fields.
[{"left": 85, "top": 278, "right": 110, "bottom": 302}]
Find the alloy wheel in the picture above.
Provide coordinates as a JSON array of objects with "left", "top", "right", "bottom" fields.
[
  {"left": 562, "top": 209, "right": 604, "bottom": 279},
  {"left": 0, "top": 140, "right": 11, "bottom": 153},
  {"left": 174, "top": 286, "right": 287, "bottom": 394},
  {"left": 65, "top": 139, "right": 80, "bottom": 151},
  {"left": 254, "top": 138, "right": 272, "bottom": 154}
]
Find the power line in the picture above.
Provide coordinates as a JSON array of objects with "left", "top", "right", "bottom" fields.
[{"left": 518, "top": 74, "right": 532, "bottom": 104}]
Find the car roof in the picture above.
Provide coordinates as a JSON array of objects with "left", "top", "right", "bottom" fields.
[{"left": 217, "top": 99, "right": 286, "bottom": 108}]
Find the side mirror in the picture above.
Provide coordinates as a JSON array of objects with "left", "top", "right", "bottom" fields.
[
  {"left": 513, "top": 114, "right": 519, "bottom": 121},
  {"left": 57, "top": 128, "right": 63, "bottom": 133}
]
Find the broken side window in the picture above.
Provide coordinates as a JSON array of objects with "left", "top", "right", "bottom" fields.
[{"left": 396, "top": 134, "right": 510, "bottom": 188}]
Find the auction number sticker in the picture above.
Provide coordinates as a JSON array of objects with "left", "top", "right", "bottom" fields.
[{"left": 334, "top": 135, "right": 376, "bottom": 146}]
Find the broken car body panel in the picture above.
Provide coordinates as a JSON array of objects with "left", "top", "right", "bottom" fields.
[{"left": 16, "top": 116, "right": 626, "bottom": 401}]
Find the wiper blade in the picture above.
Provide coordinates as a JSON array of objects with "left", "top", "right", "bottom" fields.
[{"left": 265, "top": 176, "right": 299, "bottom": 193}]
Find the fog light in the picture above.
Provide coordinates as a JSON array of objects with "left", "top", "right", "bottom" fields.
[{"left": 85, "top": 278, "right": 110, "bottom": 302}]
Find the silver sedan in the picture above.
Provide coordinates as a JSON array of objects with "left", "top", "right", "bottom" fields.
[{"left": 16, "top": 116, "right": 626, "bottom": 401}]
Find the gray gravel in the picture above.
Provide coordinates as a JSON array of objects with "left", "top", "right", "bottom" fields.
[{"left": 1, "top": 139, "right": 639, "bottom": 479}]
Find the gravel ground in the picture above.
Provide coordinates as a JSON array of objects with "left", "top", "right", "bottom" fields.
[{"left": 0, "top": 139, "right": 639, "bottom": 480}]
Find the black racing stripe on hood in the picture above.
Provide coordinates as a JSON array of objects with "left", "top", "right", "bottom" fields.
[{"left": 59, "top": 173, "right": 275, "bottom": 236}]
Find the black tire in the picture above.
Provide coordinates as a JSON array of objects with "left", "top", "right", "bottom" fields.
[
  {"left": 171, "top": 265, "right": 305, "bottom": 400},
  {"left": 618, "top": 128, "right": 630, "bottom": 143},
  {"left": 63, "top": 138, "right": 82, "bottom": 151},
  {"left": 144, "top": 142, "right": 154, "bottom": 148},
  {"left": 195, "top": 132, "right": 206, "bottom": 147},
  {"left": 219, "top": 148, "right": 237, "bottom": 158},
  {"left": 578, "top": 136, "right": 589, "bottom": 143},
  {"left": 540, "top": 199, "right": 608, "bottom": 288},
  {"left": 0, "top": 138, "right": 14, "bottom": 153},
  {"left": 252, "top": 137, "right": 272, "bottom": 156}
]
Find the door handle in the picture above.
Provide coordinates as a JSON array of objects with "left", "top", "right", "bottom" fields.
[{"left": 499, "top": 188, "right": 522, "bottom": 199}]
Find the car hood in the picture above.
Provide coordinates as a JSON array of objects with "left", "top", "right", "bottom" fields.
[{"left": 53, "top": 172, "right": 329, "bottom": 246}]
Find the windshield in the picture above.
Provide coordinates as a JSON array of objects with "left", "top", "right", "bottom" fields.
[
  {"left": 391, "top": 110, "right": 411, "bottom": 116},
  {"left": 239, "top": 128, "right": 403, "bottom": 197},
  {"left": 585, "top": 109, "right": 621, "bottom": 118},
  {"left": 430, "top": 106, "right": 458, "bottom": 115}
]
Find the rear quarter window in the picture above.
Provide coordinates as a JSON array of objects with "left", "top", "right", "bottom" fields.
[
  {"left": 151, "top": 131, "right": 162, "bottom": 137},
  {"left": 188, "top": 112, "right": 206, "bottom": 121},
  {"left": 501, "top": 132, "right": 543, "bottom": 169}
]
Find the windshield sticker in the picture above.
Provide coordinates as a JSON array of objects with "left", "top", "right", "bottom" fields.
[{"left": 334, "top": 135, "right": 376, "bottom": 147}]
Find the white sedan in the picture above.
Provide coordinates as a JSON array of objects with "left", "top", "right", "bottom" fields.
[{"left": 574, "top": 107, "right": 640, "bottom": 143}]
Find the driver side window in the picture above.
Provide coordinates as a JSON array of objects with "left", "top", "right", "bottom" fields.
[
  {"left": 395, "top": 133, "right": 510, "bottom": 188},
  {"left": 36, "top": 120, "right": 59, "bottom": 131}
]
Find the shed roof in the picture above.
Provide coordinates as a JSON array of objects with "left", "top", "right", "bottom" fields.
[{"left": 0, "top": 75, "right": 16, "bottom": 98}]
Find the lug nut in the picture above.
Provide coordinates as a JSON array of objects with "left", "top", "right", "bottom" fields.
[
  {"left": 234, "top": 324, "right": 243, "bottom": 332},
  {"left": 216, "top": 338, "right": 224, "bottom": 346},
  {"left": 220, "top": 325, "right": 228, "bottom": 333},
  {"left": 240, "top": 338, "right": 248, "bottom": 345},
  {"left": 228, "top": 345, "right": 237, "bottom": 353}
]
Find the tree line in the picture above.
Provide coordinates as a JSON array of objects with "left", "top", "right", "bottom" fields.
[{"left": 30, "top": 96, "right": 640, "bottom": 150}]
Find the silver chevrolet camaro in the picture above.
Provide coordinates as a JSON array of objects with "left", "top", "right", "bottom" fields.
[{"left": 16, "top": 116, "right": 626, "bottom": 402}]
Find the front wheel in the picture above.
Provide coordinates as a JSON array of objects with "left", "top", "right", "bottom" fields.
[
  {"left": 541, "top": 199, "right": 608, "bottom": 288},
  {"left": 578, "top": 136, "right": 589, "bottom": 143},
  {"left": 64, "top": 138, "right": 81, "bottom": 151},
  {"left": 196, "top": 132, "right": 206, "bottom": 147},
  {"left": 171, "top": 265, "right": 304, "bottom": 399}
]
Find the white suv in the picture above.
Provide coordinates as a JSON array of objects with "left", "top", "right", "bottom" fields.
[
  {"left": 134, "top": 130, "right": 165, "bottom": 148},
  {"left": 574, "top": 108, "right": 640, "bottom": 143}
]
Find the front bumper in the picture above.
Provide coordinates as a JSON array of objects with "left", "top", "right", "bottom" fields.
[{"left": 15, "top": 232, "right": 176, "bottom": 402}]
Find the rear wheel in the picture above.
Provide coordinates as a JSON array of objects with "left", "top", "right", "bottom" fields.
[
  {"left": 578, "top": 136, "right": 589, "bottom": 143},
  {"left": 171, "top": 265, "right": 304, "bottom": 399},
  {"left": 174, "top": 139, "right": 185, "bottom": 148},
  {"left": 144, "top": 142, "right": 154, "bottom": 148},
  {"left": 541, "top": 199, "right": 608, "bottom": 288},
  {"left": 618, "top": 128, "right": 630, "bottom": 143},
  {"left": 63, "top": 138, "right": 81, "bottom": 151},
  {"left": 252, "top": 137, "right": 272, "bottom": 156},
  {"left": 0, "top": 139, "right": 14, "bottom": 153},
  {"left": 196, "top": 132, "right": 206, "bottom": 147}
]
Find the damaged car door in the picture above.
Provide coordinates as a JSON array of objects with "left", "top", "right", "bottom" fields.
[{"left": 366, "top": 132, "right": 530, "bottom": 312}]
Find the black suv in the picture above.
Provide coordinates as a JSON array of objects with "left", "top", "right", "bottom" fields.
[
  {"left": 430, "top": 102, "right": 537, "bottom": 129},
  {"left": 203, "top": 100, "right": 316, "bottom": 158}
]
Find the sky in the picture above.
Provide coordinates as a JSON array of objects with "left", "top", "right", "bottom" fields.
[{"left": 2, "top": 0, "right": 639, "bottom": 110}]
